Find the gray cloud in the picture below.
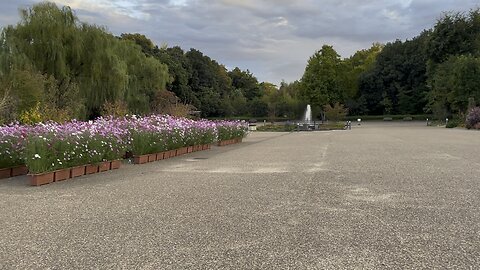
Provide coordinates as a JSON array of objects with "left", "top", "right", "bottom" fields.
[{"left": 1, "top": 0, "right": 479, "bottom": 84}]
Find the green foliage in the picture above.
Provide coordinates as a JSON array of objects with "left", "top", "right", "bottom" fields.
[
  {"left": 446, "top": 119, "right": 461, "bottom": 128},
  {"left": 0, "top": 136, "right": 25, "bottom": 168},
  {"left": 358, "top": 34, "right": 429, "bottom": 115},
  {"left": 24, "top": 132, "right": 126, "bottom": 174},
  {"left": 318, "top": 122, "right": 345, "bottom": 130},
  {"left": 130, "top": 130, "right": 169, "bottom": 156},
  {"left": 0, "top": 2, "right": 169, "bottom": 122},
  {"left": 256, "top": 124, "right": 297, "bottom": 132},
  {"left": 324, "top": 103, "right": 348, "bottom": 122},
  {"left": 429, "top": 55, "right": 480, "bottom": 115},
  {"left": 3, "top": 2, "right": 478, "bottom": 124},
  {"left": 217, "top": 125, "right": 247, "bottom": 141},
  {"left": 301, "top": 45, "right": 343, "bottom": 108},
  {"left": 24, "top": 135, "right": 52, "bottom": 174},
  {"left": 342, "top": 43, "right": 383, "bottom": 101},
  {"left": 229, "top": 67, "right": 261, "bottom": 100},
  {"left": 249, "top": 98, "right": 269, "bottom": 117},
  {"left": 343, "top": 114, "right": 433, "bottom": 121},
  {"left": 426, "top": 10, "right": 480, "bottom": 65}
]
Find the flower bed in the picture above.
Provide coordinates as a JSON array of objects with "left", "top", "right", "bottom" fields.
[
  {"left": 0, "top": 123, "right": 30, "bottom": 179},
  {"left": 215, "top": 120, "right": 248, "bottom": 146},
  {"left": 129, "top": 115, "right": 217, "bottom": 164},
  {"left": 0, "top": 115, "right": 248, "bottom": 185}
]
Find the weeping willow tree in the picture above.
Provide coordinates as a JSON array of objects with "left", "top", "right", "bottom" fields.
[{"left": 0, "top": 1, "right": 169, "bottom": 121}]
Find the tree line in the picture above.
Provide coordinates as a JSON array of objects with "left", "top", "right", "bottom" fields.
[
  {"left": 0, "top": 2, "right": 278, "bottom": 123},
  {"left": 0, "top": 2, "right": 478, "bottom": 123},
  {"left": 301, "top": 9, "right": 480, "bottom": 120}
]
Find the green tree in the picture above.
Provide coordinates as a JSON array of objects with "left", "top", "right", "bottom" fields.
[
  {"left": 429, "top": 55, "right": 480, "bottom": 116},
  {"left": 301, "top": 45, "right": 343, "bottom": 108},
  {"left": 342, "top": 43, "right": 382, "bottom": 115},
  {"left": 324, "top": 102, "right": 348, "bottom": 122},
  {"left": 1, "top": 2, "right": 169, "bottom": 120},
  {"left": 358, "top": 33, "right": 429, "bottom": 115},
  {"left": 229, "top": 67, "right": 260, "bottom": 100},
  {"left": 120, "top": 33, "right": 156, "bottom": 56},
  {"left": 260, "top": 82, "right": 279, "bottom": 119}
]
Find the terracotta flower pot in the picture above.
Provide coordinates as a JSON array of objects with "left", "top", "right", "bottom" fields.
[
  {"left": 0, "top": 168, "right": 11, "bottom": 179},
  {"left": 11, "top": 165, "right": 28, "bottom": 177},
  {"left": 29, "top": 172, "right": 54, "bottom": 186},
  {"left": 133, "top": 155, "right": 149, "bottom": 164},
  {"left": 148, "top": 154, "right": 157, "bottom": 162},
  {"left": 85, "top": 164, "right": 99, "bottom": 174},
  {"left": 124, "top": 151, "right": 133, "bottom": 159},
  {"left": 156, "top": 152, "right": 165, "bottom": 161},
  {"left": 54, "top": 169, "right": 70, "bottom": 182},
  {"left": 71, "top": 166, "right": 85, "bottom": 178},
  {"left": 98, "top": 161, "right": 110, "bottom": 172},
  {"left": 110, "top": 160, "right": 122, "bottom": 170}
]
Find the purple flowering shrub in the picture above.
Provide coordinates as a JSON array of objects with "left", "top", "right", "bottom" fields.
[
  {"left": 0, "top": 123, "right": 30, "bottom": 168},
  {"left": 23, "top": 120, "right": 129, "bottom": 173},
  {"left": 1, "top": 114, "right": 247, "bottom": 173},
  {"left": 216, "top": 120, "right": 248, "bottom": 141},
  {"left": 466, "top": 107, "right": 480, "bottom": 129}
]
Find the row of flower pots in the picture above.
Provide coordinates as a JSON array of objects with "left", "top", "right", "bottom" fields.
[
  {"left": 0, "top": 165, "right": 29, "bottom": 179},
  {"left": 29, "top": 160, "right": 122, "bottom": 186},
  {"left": 133, "top": 144, "right": 212, "bottom": 165},
  {"left": 3, "top": 138, "right": 243, "bottom": 186},
  {"left": 217, "top": 138, "right": 243, "bottom": 146}
]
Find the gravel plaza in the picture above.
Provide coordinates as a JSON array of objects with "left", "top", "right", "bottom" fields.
[{"left": 1, "top": 122, "right": 479, "bottom": 269}]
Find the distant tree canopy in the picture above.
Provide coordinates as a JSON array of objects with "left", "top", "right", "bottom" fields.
[
  {"left": 0, "top": 2, "right": 169, "bottom": 122},
  {"left": 1, "top": 2, "right": 478, "bottom": 123},
  {"left": 300, "top": 9, "right": 480, "bottom": 119}
]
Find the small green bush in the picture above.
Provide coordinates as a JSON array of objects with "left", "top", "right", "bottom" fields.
[
  {"left": 256, "top": 124, "right": 297, "bottom": 132},
  {"left": 446, "top": 119, "right": 460, "bottom": 128}
]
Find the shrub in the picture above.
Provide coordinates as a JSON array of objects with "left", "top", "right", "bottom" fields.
[
  {"left": 324, "top": 103, "right": 347, "bottom": 122},
  {"left": 466, "top": 107, "right": 480, "bottom": 129},
  {"left": 446, "top": 119, "right": 460, "bottom": 128},
  {"left": 0, "top": 123, "right": 30, "bottom": 169},
  {"left": 256, "top": 124, "right": 297, "bottom": 132},
  {"left": 216, "top": 120, "right": 248, "bottom": 141},
  {"left": 3, "top": 114, "right": 243, "bottom": 173},
  {"left": 101, "top": 100, "right": 129, "bottom": 118}
]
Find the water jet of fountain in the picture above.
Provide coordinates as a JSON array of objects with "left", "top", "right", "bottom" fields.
[{"left": 304, "top": 104, "right": 312, "bottom": 123}]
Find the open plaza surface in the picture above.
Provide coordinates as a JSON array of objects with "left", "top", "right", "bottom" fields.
[{"left": 0, "top": 122, "right": 479, "bottom": 269}]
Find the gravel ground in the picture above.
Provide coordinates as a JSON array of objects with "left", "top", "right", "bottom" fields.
[{"left": 0, "top": 122, "right": 479, "bottom": 269}]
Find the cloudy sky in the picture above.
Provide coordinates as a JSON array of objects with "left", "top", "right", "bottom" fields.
[{"left": 0, "top": 1, "right": 478, "bottom": 84}]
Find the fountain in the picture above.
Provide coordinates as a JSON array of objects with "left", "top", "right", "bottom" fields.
[
  {"left": 304, "top": 104, "right": 312, "bottom": 123},
  {"left": 297, "top": 104, "right": 316, "bottom": 130}
]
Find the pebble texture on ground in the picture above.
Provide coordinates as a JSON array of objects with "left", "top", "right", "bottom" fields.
[{"left": 0, "top": 122, "right": 479, "bottom": 269}]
